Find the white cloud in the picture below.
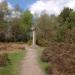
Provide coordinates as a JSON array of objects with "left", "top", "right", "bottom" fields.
[
  {"left": 29, "top": 0, "right": 75, "bottom": 15},
  {"left": 66, "top": 0, "right": 75, "bottom": 9},
  {"left": 7, "top": 2, "right": 14, "bottom": 10},
  {"left": 0, "top": 0, "right": 4, "bottom": 3}
]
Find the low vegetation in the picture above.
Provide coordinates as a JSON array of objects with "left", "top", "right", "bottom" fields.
[
  {"left": 37, "top": 7, "right": 75, "bottom": 75},
  {"left": 0, "top": 53, "right": 10, "bottom": 67},
  {"left": 37, "top": 47, "right": 49, "bottom": 75},
  {"left": 0, "top": 1, "right": 75, "bottom": 75},
  {"left": 41, "top": 43, "right": 75, "bottom": 75},
  {"left": 0, "top": 50, "right": 25, "bottom": 75}
]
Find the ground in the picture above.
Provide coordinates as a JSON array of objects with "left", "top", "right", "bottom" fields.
[
  {"left": 0, "top": 43, "right": 46, "bottom": 75},
  {"left": 20, "top": 45, "right": 45, "bottom": 75},
  {"left": 0, "top": 43, "right": 25, "bottom": 75}
]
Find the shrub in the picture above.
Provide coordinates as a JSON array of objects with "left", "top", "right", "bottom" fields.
[
  {"left": 0, "top": 53, "right": 10, "bottom": 67},
  {"left": 41, "top": 43, "right": 75, "bottom": 75}
]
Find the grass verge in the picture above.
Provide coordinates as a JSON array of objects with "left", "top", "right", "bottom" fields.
[
  {"left": 0, "top": 50, "right": 25, "bottom": 75},
  {"left": 37, "top": 47, "right": 49, "bottom": 75}
]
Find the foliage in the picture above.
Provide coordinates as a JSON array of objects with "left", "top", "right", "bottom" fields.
[
  {"left": 0, "top": 2, "right": 33, "bottom": 42},
  {"left": 19, "top": 10, "right": 33, "bottom": 42},
  {"left": 56, "top": 8, "right": 75, "bottom": 43},
  {"left": 0, "top": 53, "right": 10, "bottom": 66},
  {"left": 37, "top": 7, "right": 75, "bottom": 46},
  {"left": 36, "top": 14, "right": 57, "bottom": 46},
  {"left": 20, "top": 10, "right": 33, "bottom": 32},
  {"left": 58, "top": 8, "right": 73, "bottom": 26},
  {"left": 39, "top": 8, "right": 75, "bottom": 75},
  {"left": 0, "top": 51, "right": 25, "bottom": 75},
  {"left": 41, "top": 43, "right": 75, "bottom": 75}
]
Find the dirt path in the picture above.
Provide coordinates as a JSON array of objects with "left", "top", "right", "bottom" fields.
[{"left": 20, "top": 46, "right": 45, "bottom": 75}]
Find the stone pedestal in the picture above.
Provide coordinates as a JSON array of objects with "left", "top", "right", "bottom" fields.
[
  {"left": 33, "top": 30, "right": 36, "bottom": 48},
  {"left": 31, "top": 26, "right": 36, "bottom": 48}
]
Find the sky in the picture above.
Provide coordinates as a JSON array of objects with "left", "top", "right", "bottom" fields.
[
  {"left": 0, "top": 0, "right": 75, "bottom": 15},
  {"left": 7, "top": 0, "right": 37, "bottom": 10}
]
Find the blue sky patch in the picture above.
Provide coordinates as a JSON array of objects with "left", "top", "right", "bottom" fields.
[{"left": 7, "top": 0, "right": 37, "bottom": 10}]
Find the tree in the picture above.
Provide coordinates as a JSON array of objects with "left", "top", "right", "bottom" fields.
[
  {"left": 0, "top": 0, "right": 8, "bottom": 14},
  {"left": 0, "top": 10, "right": 7, "bottom": 42},
  {"left": 20, "top": 10, "right": 33, "bottom": 32},
  {"left": 11, "top": 18, "right": 23, "bottom": 42},
  {"left": 9, "top": 10, "right": 33, "bottom": 42},
  {"left": 64, "top": 11, "right": 75, "bottom": 42},
  {"left": 58, "top": 7, "right": 73, "bottom": 26},
  {"left": 56, "top": 7, "right": 74, "bottom": 42},
  {"left": 20, "top": 10, "right": 33, "bottom": 41},
  {"left": 36, "top": 13, "right": 57, "bottom": 46}
]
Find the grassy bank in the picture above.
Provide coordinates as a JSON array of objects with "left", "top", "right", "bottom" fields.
[
  {"left": 0, "top": 50, "right": 25, "bottom": 75},
  {"left": 37, "top": 47, "right": 49, "bottom": 75}
]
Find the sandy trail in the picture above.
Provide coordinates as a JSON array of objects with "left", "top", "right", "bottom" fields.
[{"left": 20, "top": 46, "right": 45, "bottom": 75}]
